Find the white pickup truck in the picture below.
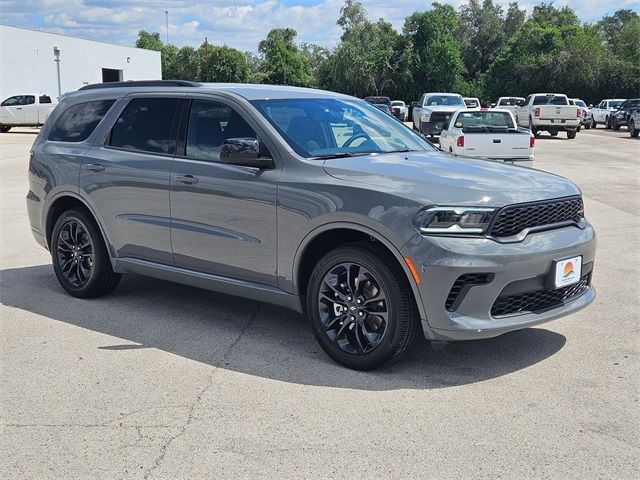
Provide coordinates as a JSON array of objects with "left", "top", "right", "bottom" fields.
[
  {"left": 411, "top": 92, "right": 466, "bottom": 137},
  {"left": 516, "top": 93, "right": 580, "bottom": 139},
  {"left": 439, "top": 108, "right": 534, "bottom": 167},
  {"left": 493, "top": 97, "right": 525, "bottom": 117},
  {"left": 0, "top": 94, "right": 57, "bottom": 132},
  {"left": 590, "top": 98, "right": 625, "bottom": 129}
]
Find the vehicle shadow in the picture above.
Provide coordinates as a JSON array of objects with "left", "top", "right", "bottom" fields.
[{"left": 0, "top": 264, "right": 566, "bottom": 391}]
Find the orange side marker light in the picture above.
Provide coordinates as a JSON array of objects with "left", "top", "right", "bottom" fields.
[{"left": 404, "top": 257, "right": 421, "bottom": 285}]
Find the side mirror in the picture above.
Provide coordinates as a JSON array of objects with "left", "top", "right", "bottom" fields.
[
  {"left": 220, "top": 138, "right": 273, "bottom": 169},
  {"left": 589, "top": 104, "right": 593, "bottom": 108},
  {"left": 490, "top": 103, "right": 496, "bottom": 108},
  {"left": 411, "top": 102, "right": 419, "bottom": 107}
]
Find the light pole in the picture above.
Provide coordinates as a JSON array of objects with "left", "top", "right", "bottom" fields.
[
  {"left": 165, "top": 10, "right": 169, "bottom": 44},
  {"left": 53, "top": 46, "right": 61, "bottom": 99}
]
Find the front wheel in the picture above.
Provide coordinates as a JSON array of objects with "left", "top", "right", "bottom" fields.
[
  {"left": 306, "top": 243, "right": 420, "bottom": 370},
  {"left": 51, "top": 208, "right": 122, "bottom": 298},
  {"left": 591, "top": 118, "right": 597, "bottom": 129},
  {"left": 605, "top": 116, "right": 611, "bottom": 129},
  {"left": 612, "top": 117, "right": 621, "bottom": 131},
  {"left": 630, "top": 119, "right": 639, "bottom": 137},
  {"left": 0, "top": 125, "right": 10, "bottom": 133}
]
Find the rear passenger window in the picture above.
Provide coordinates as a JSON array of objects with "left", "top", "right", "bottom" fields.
[
  {"left": 48, "top": 99, "right": 116, "bottom": 142},
  {"left": 185, "top": 100, "right": 256, "bottom": 161},
  {"left": 24, "top": 96, "right": 35, "bottom": 105},
  {"left": 110, "top": 98, "right": 179, "bottom": 154}
]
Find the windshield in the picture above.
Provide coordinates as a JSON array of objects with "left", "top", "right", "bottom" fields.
[
  {"left": 464, "top": 99, "right": 479, "bottom": 107},
  {"left": 424, "top": 95, "right": 465, "bottom": 107},
  {"left": 391, "top": 101, "right": 405, "bottom": 107},
  {"left": 454, "top": 111, "right": 515, "bottom": 129},
  {"left": 533, "top": 95, "right": 568, "bottom": 106},
  {"left": 610, "top": 100, "right": 624, "bottom": 108},
  {"left": 498, "top": 98, "right": 524, "bottom": 106},
  {"left": 574, "top": 100, "right": 586, "bottom": 108},
  {"left": 251, "top": 98, "right": 434, "bottom": 158}
]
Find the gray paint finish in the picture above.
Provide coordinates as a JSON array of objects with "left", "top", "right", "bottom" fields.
[{"left": 27, "top": 83, "right": 596, "bottom": 341}]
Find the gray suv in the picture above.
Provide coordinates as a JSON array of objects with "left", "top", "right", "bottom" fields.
[{"left": 27, "top": 81, "right": 597, "bottom": 370}]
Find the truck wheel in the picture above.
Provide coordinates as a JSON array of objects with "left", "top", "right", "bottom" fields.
[
  {"left": 585, "top": 121, "right": 591, "bottom": 130},
  {"left": 51, "top": 208, "right": 122, "bottom": 298},
  {"left": 550, "top": 131, "right": 558, "bottom": 137},
  {"left": 630, "top": 119, "right": 639, "bottom": 138},
  {"left": 612, "top": 117, "right": 620, "bottom": 131},
  {"left": 567, "top": 130, "right": 577, "bottom": 139},
  {"left": 0, "top": 125, "right": 10, "bottom": 133},
  {"left": 591, "top": 118, "right": 597, "bottom": 129},
  {"left": 528, "top": 118, "right": 538, "bottom": 136},
  {"left": 306, "top": 243, "right": 420, "bottom": 370},
  {"left": 605, "top": 116, "right": 611, "bottom": 129}
]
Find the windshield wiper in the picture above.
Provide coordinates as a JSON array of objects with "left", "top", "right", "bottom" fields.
[{"left": 310, "top": 152, "right": 373, "bottom": 160}]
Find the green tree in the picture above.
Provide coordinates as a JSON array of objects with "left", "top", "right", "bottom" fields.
[
  {"left": 504, "top": 2, "right": 526, "bottom": 38},
  {"left": 403, "top": 3, "right": 464, "bottom": 96},
  {"left": 135, "top": 30, "right": 163, "bottom": 51},
  {"left": 258, "top": 28, "right": 313, "bottom": 86},
  {"left": 199, "top": 44, "right": 251, "bottom": 83},
  {"left": 456, "top": 0, "right": 506, "bottom": 80}
]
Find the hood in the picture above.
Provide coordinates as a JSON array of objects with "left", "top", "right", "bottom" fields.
[
  {"left": 423, "top": 105, "right": 462, "bottom": 113},
  {"left": 323, "top": 151, "right": 580, "bottom": 207}
]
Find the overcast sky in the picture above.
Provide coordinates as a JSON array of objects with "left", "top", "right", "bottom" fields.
[{"left": 2, "top": 0, "right": 639, "bottom": 51}]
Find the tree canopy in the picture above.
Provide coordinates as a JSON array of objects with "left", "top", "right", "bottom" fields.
[{"left": 135, "top": 1, "right": 640, "bottom": 104}]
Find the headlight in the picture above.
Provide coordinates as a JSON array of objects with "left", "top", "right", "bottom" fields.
[
  {"left": 421, "top": 113, "right": 431, "bottom": 122},
  {"left": 414, "top": 207, "right": 497, "bottom": 234}
]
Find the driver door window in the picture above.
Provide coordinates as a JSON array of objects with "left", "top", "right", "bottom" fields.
[
  {"left": 2, "top": 96, "right": 22, "bottom": 107},
  {"left": 185, "top": 100, "right": 256, "bottom": 162}
]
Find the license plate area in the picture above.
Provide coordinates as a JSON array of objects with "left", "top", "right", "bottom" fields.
[{"left": 552, "top": 256, "right": 582, "bottom": 289}]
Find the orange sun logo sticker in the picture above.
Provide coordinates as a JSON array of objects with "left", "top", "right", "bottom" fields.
[{"left": 562, "top": 261, "right": 574, "bottom": 278}]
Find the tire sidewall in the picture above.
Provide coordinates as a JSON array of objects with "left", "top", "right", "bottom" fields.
[
  {"left": 51, "top": 210, "right": 106, "bottom": 296},
  {"left": 306, "top": 247, "right": 408, "bottom": 370}
]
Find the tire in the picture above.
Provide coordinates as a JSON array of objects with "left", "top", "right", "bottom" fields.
[
  {"left": 612, "top": 117, "right": 620, "bottom": 131},
  {"left": 567, "top": 130, "right": 577, "bottom": 139},
  {"left": 591, "top": 118, "right": 597, "bottom": 129},
  {"left": 550, "top": 131, "right": 558, "bottom": 137},
  {"left": 605, "top": 116, "right": 611, "bottom": 129},
  {"left": 577, "top": 125, "right": 582, "bottom": 132},
  {"left": 0, "top": 125, "right": 10, "bottom": 133},
  {"left": 630, "top": 119, "right": 639, "bottom": 138},
  {"left": 585, "top": 122, "right": 591, "bottom": 130},
  {"left": 306, "top": 243, "right": 420, "bottom": 370},
  {"left": 528, "top": 118, "right": 538, "bottom": 136},
  {"left": 51, "top": 208, "right": 122, "bottom": 298}
]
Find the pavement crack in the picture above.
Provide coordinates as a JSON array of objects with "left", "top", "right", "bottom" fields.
[{"left": 142, "top": 304, "right": 262, "bottom": 479}]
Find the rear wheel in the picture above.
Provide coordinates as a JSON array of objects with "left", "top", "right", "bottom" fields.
[
  {"left": 0, "top": 125, "right": 10, "bottom": 133},
  {"left": 307, "top": 243, "right": 420, "bottom": 370},
  {"left": 630, "top": 119, "right": 639, "bottom": 137},
  {"left": 528, "top": 118, "right": 538, "bottom": 136},
  {"left": 51, "top": 208, "right": 121, "bottom": 298},
  {"left": 567, "top": 130, "right": 577, "bottom": 139},
  {"left": 605, "top": 116, "right": 611, "bottom": 129},
  {"left": 591, "top": 117, "right": 597, "bottom": 129},
  {"left": 550, "top": 130, "right": 558, "bottom": 137}
]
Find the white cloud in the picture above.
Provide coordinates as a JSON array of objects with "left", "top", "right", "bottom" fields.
[{"left": 2, "top": 0, "right": 638, "bottom": 52}]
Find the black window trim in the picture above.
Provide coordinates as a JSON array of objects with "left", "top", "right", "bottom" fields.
[
  {"left": 104, "top": 95, "right": 184, "bottom": 158},
  {"left": 47, "top": 98, "right": 117, "bottom": 144}
]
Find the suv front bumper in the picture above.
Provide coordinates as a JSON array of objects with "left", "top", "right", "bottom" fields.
[{"left": 401, "top": 223, "right": 596, "bottom": 341}]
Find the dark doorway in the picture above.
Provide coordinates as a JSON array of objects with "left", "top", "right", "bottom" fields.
[{"left": 102, "top": 68, "right": 122, "bottom": 83}]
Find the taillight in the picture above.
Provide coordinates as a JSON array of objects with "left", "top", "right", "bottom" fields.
[
  {"left": 577, "top": 108, "right": 581, "bottom": 118},
  {"left": 530, "top": 135, "right": 535, "bottom": 148},
  {"left": 534, "top": 107, "right": 540, "bottom": 117},
  {"left": 456, "top": 136, "right": 464, "bottom": 147},
  {"left": 29, "top": 151, "right": 34, "bottom": 170}
]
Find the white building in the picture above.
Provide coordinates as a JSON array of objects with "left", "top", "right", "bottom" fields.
[{"left": 0, "top": 25, "right": 161, "bottom": 101}]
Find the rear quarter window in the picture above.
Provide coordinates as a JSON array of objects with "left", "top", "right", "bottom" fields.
[{"left": 48, "top": 99, "right": 116, "bottom": 142}]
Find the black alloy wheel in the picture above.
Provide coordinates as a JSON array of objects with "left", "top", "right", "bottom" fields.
[
  {"left": 56, "top": 219, "right": 95, "bottom": 288},
  {"left": 307, "top": 244, "right": 420, "bottom": 370},
  {"left": 317, "top": 262, "right": 388, "bottom": 355},
  {"left": 51, "top": 208, "right": 122, "bottom": 298}
]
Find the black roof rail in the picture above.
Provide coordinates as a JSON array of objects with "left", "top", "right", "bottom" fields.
[{"left": 79, "top": 80, "right": 201, "bottom": 91}]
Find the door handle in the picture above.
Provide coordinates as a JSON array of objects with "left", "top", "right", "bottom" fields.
[
  {"left": 493, "top": 139, "right": 502, "bottom": 143},
  {"left": 174, "top": 174, "right": 198, "bottom": 185},
  {"left": 16, "top": 107, "right": 22, "bottom": 110},
  {"left": 85, "top": 163, "right": 105, "bottom": 172}
]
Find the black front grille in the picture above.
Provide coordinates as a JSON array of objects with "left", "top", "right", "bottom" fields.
[
  {"left": 430, "top": 112, "right": 452, "bottom": 123},
  {"left": 489, "top": 197, "right": 584, "bottom": 238},
  {"left": 445, "top": 273, "right": 493, "bottom": 311},
  {"left": 491, "top": 274, "right": 590, "bottom": 317}
]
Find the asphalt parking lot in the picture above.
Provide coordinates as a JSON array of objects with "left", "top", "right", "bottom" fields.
[{"left": 1, "top": 127, "right": 638, "bottom": 479}]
